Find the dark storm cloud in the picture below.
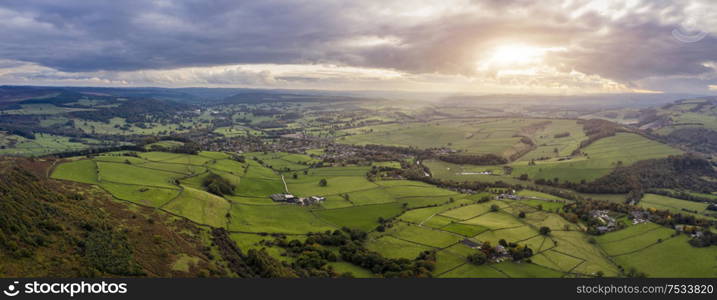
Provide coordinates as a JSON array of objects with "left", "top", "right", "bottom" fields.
[
  {"left": 0, "top": 0, "right": 369, "bottom": 72},
  {"left": 0, "top": 0, "right": 715, "bottom": 86}
]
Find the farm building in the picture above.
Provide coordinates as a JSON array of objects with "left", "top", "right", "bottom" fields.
[
  {"left": 270, "top": 193, "right": 325, "bottom": 206},
  {"left": 461, "top": 239, "right": 481, "bottom": 249},
  {"left": 270, "top": 193, "right": 296, "bottom": 202}
]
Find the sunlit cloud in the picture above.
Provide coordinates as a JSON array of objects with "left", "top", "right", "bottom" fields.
[{"left": 0, "top": 0, "right": 715, "bottom": 94}]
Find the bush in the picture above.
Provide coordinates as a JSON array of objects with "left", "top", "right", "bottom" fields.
[
  {"left": 467, "top": 252, "right": 488, "bottom": 265},
  {"left": 539, "top": 226, "right": 551, "bottom": 236}
]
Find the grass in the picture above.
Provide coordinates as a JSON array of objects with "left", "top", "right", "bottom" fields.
[
  {"left": 171, "top": 254, "right": 201, "bottom": 272},
  {"left": 163, "top": 187, "right": 231, "bottom": 228},
  {"left": 328, "top": 262, "right": 375, "bottom": 278},
  {"left": 597, "top": 224, "right": 674, "bottom": 256},
  {"left": 339, "top": 118, "right": 539, "bottom": 157},
  {"left": 389, "top": 223, "right": 462, "bottom": 248},
  {"left": 440, "top": 201, "right": 508, "bottom": 220},
  {"left": 100, "top": 182, "right": 179, "bottom": 207},
  {"left": 340, "top": 188, "right": 397, "bottom": 205},
  {"left": 433, "top": 250, "right": 469, "bottom": 275},
  {"left": 97, "top": 162, "right": 179, "bottom": 189},
  {"left": 491, "top": 262, "right": 564, "bottom": 278},
  {"left": 228, "top": 204, "right": 335, "bottom": 234},
  {"left": 517, "top": 190, "right": 567, "bottom": 201},
  {"left": 207, "top": 159, "right": 246, "bottom": 174},
  {"left": 313, "top": 203, "right": 403, "bottom": 231},
  {"left": 639, "top": 194, "right": 715, "bottom": 220},
  {"left": 420, "top": 215, "right": 457, "bottom": 228},
  {"left": 550, "top": 231, "right": 619, "bottom": 276},
  {"left": 0, "top": 133, "right": 93, "bottom": 156},
  {"left": 462, "top": 211, "right": 525, "bottom": 229},
  {"left": 51, "top": 159, "right": 98, "bottom": 184},
  {"left": 371, "top": 161, "right": 402, "bottom": 168},
  {"left": 531, "top": 250, "right": 584, "bottom": 273},
  {"left": 139, "top": 161, "right": 207, "bottom": 175},
  {"left": 288, "top": 176, "right": 378, "bottom": 196},
  {"left": 236, "top": 177, "right": 285, "bottom": 197},
  {"left": 474, "top": 226, "right": 538, "bottom": 245},
  {"left": 440, "top": 222, "right": 489, "bottom": 237},
  {"left": 611, "top": 235, "right": 717, "bottom": 277},
  {"left": 365, "top": 236, "right": 433, "bottom": 259},
  {"left": 438, "top": 263, "right": 508, "bottom": 278},
  {"left": 510, "top": 133, "right": 682, "bottom": 183},
  {"left": 51, "top": 150, "right": 709, "bottom": 278},
  {"left": 519, "top": 199, "right": 566, "bottom": 212},
  {"left": 230, "top": 232, "right": 276, "bottom": 250}
]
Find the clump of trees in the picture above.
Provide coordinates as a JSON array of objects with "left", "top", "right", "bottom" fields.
[
  {"left": 466, "top": 240, "right": 533, "bottom": 265},
  {"left": 203, "top": 173, "right": 235, "bottom": 196},
  {"left": 689, "top": 231, "right": 717, "bottom": 248},
  {"left": 553, "top": 132, "right": 571, "bottom": 138},
  {"left": 438, "top": 154, "right": 508, "bottom": 166},
  {"left": 267, "top": 228, "right": 436, "bottom": 278},
  {"left": 538, "top": 154, "right": 717, "bottom": 195}
]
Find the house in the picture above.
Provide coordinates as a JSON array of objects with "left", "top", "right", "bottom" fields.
[
  {"left": 591, "top": 210, "right": 618, "bottom": 233},
  {"left": 270, "top": 193, "right": 324, "bottom": 205},
  {"left": 270, "top": 193, "right": 296, "bottom": 202},
  {"left": 494, "top": 245, "right": 509, "bottom": 256},
  {"left": 461, "top": 239, "right": 481, "bottom": 249},
  {"left": 497, "top": 193, "right": 520, "bottom": 200},
  {"left": 629, "top": 211, "right": 649, "bottom": 225}
]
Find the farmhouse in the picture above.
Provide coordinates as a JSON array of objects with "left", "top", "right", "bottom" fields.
[
  {"left": 461, "top": 239, "right": 481, "bottom": 249},
  {"left": 497, "top": 193, "right": 520, "bottom": 200},
  {"left": 270, "top": 193, "right": 296, "bottom": 202},
  {"left": 270, "top": 193, "right": 325, "bottom": 206},
  {"left": 629, "top": 211, "right": 649, "bottom": 225},
  {"left": 591, "top": 210, "right": 618, "bottom": 233}
]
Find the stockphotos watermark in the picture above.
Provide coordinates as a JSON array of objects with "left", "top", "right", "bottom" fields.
[
  {"left": 2, "top": 280, "right": 127, "bottom": 297},
  {"left": 672, "top": 13, "right": 709, "bottom": 43}
]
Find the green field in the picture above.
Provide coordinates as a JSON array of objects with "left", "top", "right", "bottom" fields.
[
  {"left": 597, "top": 223, "right": 717, "bottom": 277},
  {"left": 48, "top": 148, "right": 713, "bottom": 278},
  {"left": 164, "top": 187, "right": 231, "bottom": 227},
  {"left": 228, "top": 204, "right": 335, "bottom": 234},
  {"left": 510, "top": 133, "right": 682, "bottom": 182},
  {"left": 340, "top": 118, "right": 543, "bottom": 157},
  {"left": 639, "top": 194, "right": 717, "bottom": 220},
  {"left": 51, "top": 159, "right": 99, "bottom": 184},
  {"left": 313, "top": 203, "right": 403, "bottom": 231}
]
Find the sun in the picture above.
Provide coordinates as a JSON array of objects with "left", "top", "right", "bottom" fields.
[
  {"left": 477, "top": 44, "right": 564, "bottom": 72},
  {"left": 488, "top": 44, "right": 545, "bottom": 66}
]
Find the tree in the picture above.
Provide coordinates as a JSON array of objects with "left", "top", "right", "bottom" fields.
[
  {"left": 490, "top": 204, "right": 500, "bottom": 212},
  {"left": 539, "top": 226, "right": 551, "bottom": 236},
  {"left": 319, "top": 178, "right": 328, "bottom": 187},
  {"left": 467, "top": 252, "right": 488, "bottom": 265},
  {"left": 518, "top": 211, "right": 526, "bottom": 218},
  {"left": 292, "top": 173, "right": 298, "bottom": 179}
]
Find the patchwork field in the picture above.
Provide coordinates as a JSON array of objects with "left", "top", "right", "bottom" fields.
[
  {"left": 638, "top": 194, "right": 717, "bottom": 220},
  {"left": 340, "top": 118, "right": 548, "bottom": 157},
  {"left": 597, "top": 223, "right": 717, "bottom": 277},
  {"left": 49, "top": 149, "right": 709, "bottom": 278},
  {"left": 510, "top": 133, "right": 682, "bottom": 182}
]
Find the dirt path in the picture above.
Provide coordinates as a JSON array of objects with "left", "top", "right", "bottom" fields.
[{"left": 281, "top": 174, "right": 289, "bottom": 193}]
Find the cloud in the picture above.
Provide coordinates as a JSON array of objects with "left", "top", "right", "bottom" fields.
[{"left": 0, "top": 0, "right": 715, "bottom": 93}]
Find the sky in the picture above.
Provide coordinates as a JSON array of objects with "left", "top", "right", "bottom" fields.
[{"left": 0, "top": 0, "right": 716, "bottom": 95}]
